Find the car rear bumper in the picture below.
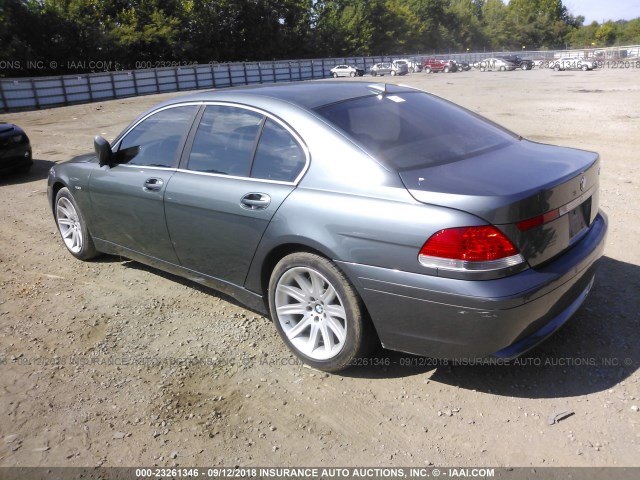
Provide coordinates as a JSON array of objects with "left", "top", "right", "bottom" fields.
[{"left": 337, "top": 211, "right": 607, "bottom": 359}]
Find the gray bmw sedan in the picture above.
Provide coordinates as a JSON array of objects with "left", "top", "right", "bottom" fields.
[{"left": 48, "top": 82, "right": 607, "bottom": 372}]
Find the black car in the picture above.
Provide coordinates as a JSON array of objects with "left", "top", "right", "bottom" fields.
[
  {"left": 454, "top": 61, "right": 471, "bottom": 71},
  {"left": 0, "top": 123, "right": 32, "bottom": 174},
  {"left": 499, "top": 55, "right": 534, "bottom": 70}
]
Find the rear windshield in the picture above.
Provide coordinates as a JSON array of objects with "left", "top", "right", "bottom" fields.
[{"left": 315, "top": 92, "right": 516, "bottom": 170}]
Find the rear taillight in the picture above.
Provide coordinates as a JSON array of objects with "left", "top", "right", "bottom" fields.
[
  {"left": 419, "top": 225, "right": 525, "bottom": 272},
  {"left": 516, "top": 209, "right": 560, "bottom": 231}
]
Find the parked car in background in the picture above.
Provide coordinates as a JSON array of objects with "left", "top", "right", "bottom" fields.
[
  {"left": 395, "top": 58, "right": 422, "bottom": 73},
  {"left": 0, "top": 123, "right": 32, "bottom": 174},
  {"left": 370, "top": 62, "right": 407, "bottom": 76},
  {"left": 48, "top": 81, "right": 607, "bottom": 372},
  {"left": 550, "top": 57, "right": 598, "bottom": 71},
  {"left": 473, "top": 58, "right": 517, "bottom": 71},
  {"left": 330, "top": 65, "right": 364, "bottom": 78},
  {"left": 454, "top": 61, "right": 471, "bottom": 71},
  {"left": 499, "top": 55, "right": 534, "bottom": 70},
  {"left": 423, "top": 58, "right": 456, "bottom": 73}
]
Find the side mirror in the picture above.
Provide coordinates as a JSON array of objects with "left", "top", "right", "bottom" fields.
[{"left": 94, "top": 135, "right": 113, "bottom": 167}]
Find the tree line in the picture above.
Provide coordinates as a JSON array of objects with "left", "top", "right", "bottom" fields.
[{"left": 1, "top": 0, "right": 639, "bottom": 77}]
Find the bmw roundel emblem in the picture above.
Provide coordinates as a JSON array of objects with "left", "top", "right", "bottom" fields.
[{"left": 580, "top": 175, "right": 586, "bottom": 192}]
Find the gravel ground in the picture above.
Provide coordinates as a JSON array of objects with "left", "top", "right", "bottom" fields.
[{"left": 0, "top": 67, "right": 638, "bottom": 468}]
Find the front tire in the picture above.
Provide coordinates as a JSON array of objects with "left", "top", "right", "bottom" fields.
[
  {"left": 54, "top": 187, "right": 98, "bottom": 260},
  {"left": 268, "top": 252, "right": 374, "bottom": 372},
  {"left": 350, "top": 71, "right": 355, "bottom": 77},
  {"left": 332, "top": 72, "right": 338, "bottom": 78}
]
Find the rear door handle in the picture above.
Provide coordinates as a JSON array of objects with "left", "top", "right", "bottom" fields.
[
  {"left": 143, "top": 178, "right": 163, "bottom": 192},
  {"left": 240, "top": 193, "right": 271, "bottom": 210}
]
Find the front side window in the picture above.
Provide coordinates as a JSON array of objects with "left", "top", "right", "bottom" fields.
[
  {"left": 116, "top": 105, "right": 197, "bottom": 168},
  {"left": 188, "top": 105, "right": 264, "bottom": 176}
]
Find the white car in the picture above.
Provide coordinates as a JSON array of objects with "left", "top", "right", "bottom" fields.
[
  {"left": 550, "top": 57, "right": 598, "bottom": 71},
  {"left": 394, "top": 58, "right": 422, "bottom": 73},
  {"left": 473, "top": 58, "right": 516, "bottom": 72},
  {"left": 330, "top": 65, "right": 364, "bottom": 78}
]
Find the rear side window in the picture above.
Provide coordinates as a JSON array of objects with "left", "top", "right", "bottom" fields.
[
  {"left": 315, "top": 92, "right": 516, "bottom": 170},
  {"left": 251, "top": 119, "right": 306, "bottom": 182},
  {"left": 188, "top": 105, "right": 264, "bottom": 176},
  {"left": 117, "top": 105, "right": 197, "bottom": 168}
]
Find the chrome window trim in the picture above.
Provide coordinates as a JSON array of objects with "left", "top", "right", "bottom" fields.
[
  {"left": 112, "top": 102, "right": 204, "bottom": 151},
  {"left": 113, "top": 164, "right": 177, "bottom": 173},
  {"left": 174, "top": 168, "right": 296, "bottom": 186},
  {"left": 111, "top": 100, "right": 311, "bottom": 185}
]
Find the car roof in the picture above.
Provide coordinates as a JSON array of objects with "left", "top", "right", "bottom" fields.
[{"left": 161, "top": 81, "right": 417, "bottom": 110}]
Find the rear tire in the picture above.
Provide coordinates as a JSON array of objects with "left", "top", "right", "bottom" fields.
[
  {"left": 268, "top": 252, "right": 375, "bottom": 372},
  {"left": 390, "top": 70, "right": 396, "bottom": 76},
  {"left": 54, "top": 187, "right": 98, "bottom": 260}
]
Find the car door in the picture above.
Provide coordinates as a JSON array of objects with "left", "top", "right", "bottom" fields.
[
  {"left": 164, "top": 104, "right": 309, "bottom": 286},
  {"left": 89, "top": 104, "right": 199, "bottom": 263}
]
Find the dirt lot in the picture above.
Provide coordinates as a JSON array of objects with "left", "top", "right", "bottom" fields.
[{"left": 0, "top": 67, "right": 639, "bottom": 468}]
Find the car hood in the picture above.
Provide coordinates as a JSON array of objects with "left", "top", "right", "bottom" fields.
[{"left": 64, "top": 152, "right": 97, "bottom": 164}]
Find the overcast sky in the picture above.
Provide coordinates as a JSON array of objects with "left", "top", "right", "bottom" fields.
[{"left": 563, "top": 0, "right": 640, "bottom": 24}]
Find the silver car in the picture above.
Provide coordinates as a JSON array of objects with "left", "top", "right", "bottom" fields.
[
  {"left": 370, "top": 62, "right": 408, "bottom": 76},
  {"left": 551, "top": 57, "right": 598, "bottom": 71},
  {"left": 48, "top": 82, "right": 607, "bottom": 372},
  {"left": 474, "top": 57, "right": 517, "bottom": 71}
]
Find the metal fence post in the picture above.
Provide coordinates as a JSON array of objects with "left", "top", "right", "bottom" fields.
[
  {"left": 227, "top": 64, "right": 233, "bottom": 86},
  {"left": 211, "top": 63, "right": 217, "bottom": 89},
  {"left": 86, "top": 75, "right": 94, "bottom": 102},
  {"left": 61, "top": 76, "right": 69, "bottom": 106},
  {"left": 0, "top": 81, "right": 8, "bottom": 112},
  {"left": 30, "top": 79, "right": 40, "bottom": 109},
  {"left": 132, "top": 71, "right": 139, "bottom": 96}
]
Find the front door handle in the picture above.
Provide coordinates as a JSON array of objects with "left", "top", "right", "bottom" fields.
[
  {"left": 240, "top": 193, "right": 271, "bottom": 210},
  {"left": 143, "top": 178, "right": 163, "bottom": 192}
]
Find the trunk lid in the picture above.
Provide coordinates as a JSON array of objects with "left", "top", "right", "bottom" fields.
[{"left": 399, "top": 140, "right": 600, "bottom": 267}]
